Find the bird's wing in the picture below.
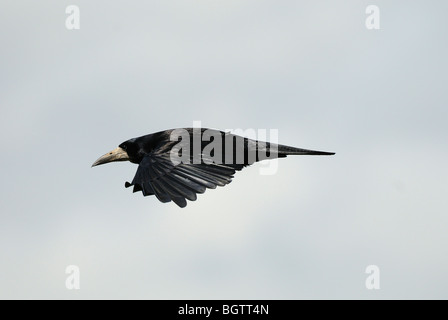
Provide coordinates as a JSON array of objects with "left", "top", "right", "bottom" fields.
[{"left": 125, "top": 153, "right": 243, "bottom": 208}]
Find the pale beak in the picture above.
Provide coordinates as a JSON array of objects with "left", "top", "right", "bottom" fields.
[{"left": 91, "top": 147, "right": 130, "bottom": 167}]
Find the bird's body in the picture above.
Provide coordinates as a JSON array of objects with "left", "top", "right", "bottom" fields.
[{"left": 92, "top": 128, "right": 334, "bottom": 208}]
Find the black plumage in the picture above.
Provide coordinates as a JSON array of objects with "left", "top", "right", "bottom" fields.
[{"left": 92, "top": 128, "right": 335, "bottom": 208}]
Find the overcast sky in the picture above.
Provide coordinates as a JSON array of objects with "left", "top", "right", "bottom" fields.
[{"left": 1, "top": 0, "right": 447, "bottom": 299}]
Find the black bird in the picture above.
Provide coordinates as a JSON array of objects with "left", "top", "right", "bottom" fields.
[{"left": 92, "top": 128, "right": 335, "bottom": 208}]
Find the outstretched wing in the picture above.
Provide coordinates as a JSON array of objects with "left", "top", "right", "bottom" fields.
[{"left": 125, "top": 152, "right": 245, "bottom": 208}]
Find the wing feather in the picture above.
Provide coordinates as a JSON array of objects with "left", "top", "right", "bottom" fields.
[{"left": 126, "top": 153, "right": 236, "bottom": 207}]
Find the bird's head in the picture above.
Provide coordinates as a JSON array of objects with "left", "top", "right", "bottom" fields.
[
  {"left": 92, "top": 134, "right": 160, "bottom": 167},
  {"left": 91, "top": 145, "right": 130, "bottom": 167},
  {"left": 92, "top": 138, "right": 144, "bottom": 167}
]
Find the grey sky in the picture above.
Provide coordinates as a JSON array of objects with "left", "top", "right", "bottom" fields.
[{"left": 1, "top": 1, "right": 447, "bottom": 299}]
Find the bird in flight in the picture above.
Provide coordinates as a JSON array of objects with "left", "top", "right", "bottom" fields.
[{"left": 92, "top": 128, "right": 334, "bottom": 208}]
